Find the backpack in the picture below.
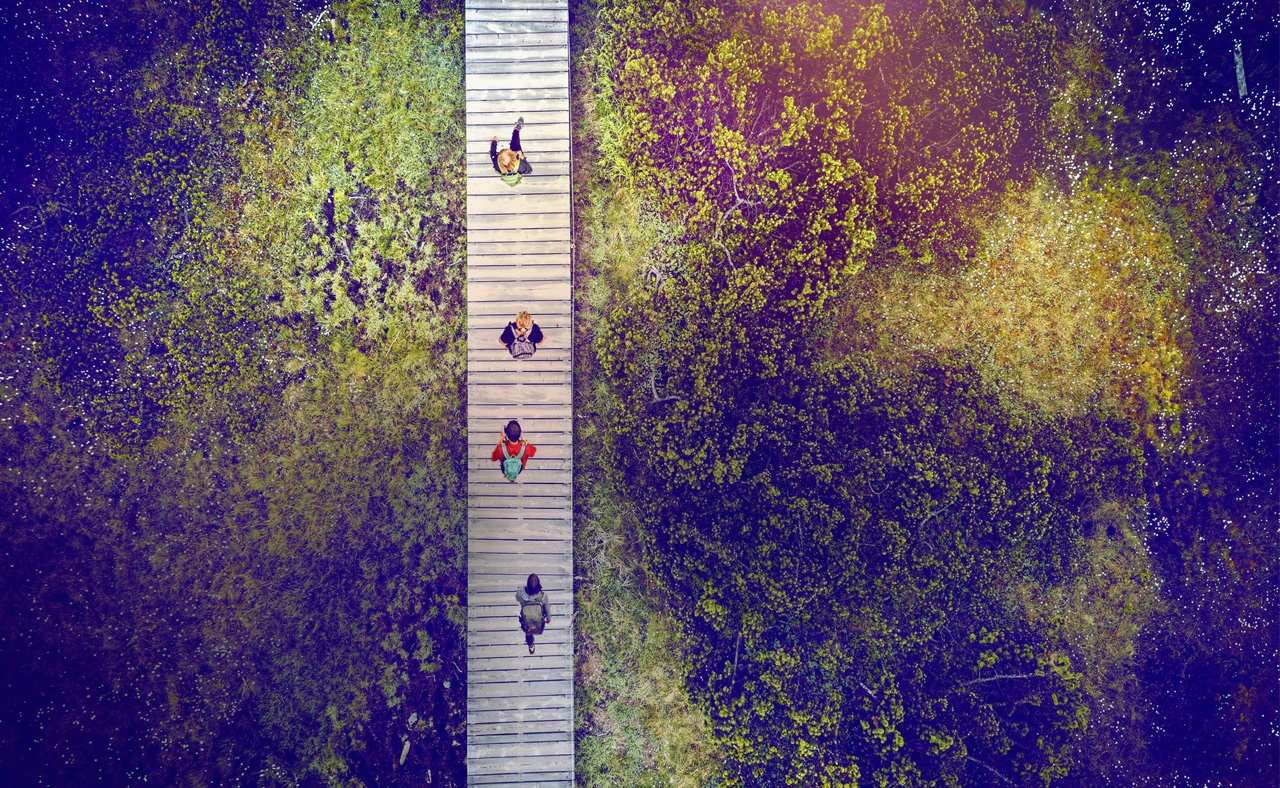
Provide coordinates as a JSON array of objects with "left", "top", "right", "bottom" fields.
[
  {"left": 520, "top": 599, "right": 545, "bottom": 634},
  {"left": 501, "top": 441, "right": 527, "bottom": 481},
  {"left": 509, "top": 331, "right": 536, "bottom": 359}
]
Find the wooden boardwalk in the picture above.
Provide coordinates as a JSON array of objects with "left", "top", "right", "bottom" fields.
[{"left": 464, "top": 0, "right": 573, "bottom": 785}]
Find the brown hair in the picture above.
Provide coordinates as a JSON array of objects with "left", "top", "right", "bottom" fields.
[
  {"left": 525, "top": 573, "right": 541, "bottom": 595},
  {"left": 497, "top": 148, "right": 519, "bottom": 174},
  {"left": 505, "top": 420, "right": 521, "bottom": 441}
]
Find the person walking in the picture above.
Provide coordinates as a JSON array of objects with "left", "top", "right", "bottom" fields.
[
  {"left": 491, "top": 420, "right": 537, "bottom": 482},
  {"left": 498, "top": 311, "right": 544, "bottom": 359},
  {"left": 516, "top": 573, "right": 551, "bottom": 654},
  {"left": 490, "top": 117, "right": 532, "bottom": 187}
]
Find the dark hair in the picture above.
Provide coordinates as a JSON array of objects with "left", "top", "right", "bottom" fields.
[
  {"left": 525, "top": 573, "right": 541, "bottom": 595},
  {"left": 505, "top": 420, "right": 521, "bottom": 441}
]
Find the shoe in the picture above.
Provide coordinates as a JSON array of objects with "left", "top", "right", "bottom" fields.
[
  {"left": 528, "top": 643, "right": 535, "bottom": 654},
  {"left": 515, "top": 117, "right": 525, "bottom": 130}
]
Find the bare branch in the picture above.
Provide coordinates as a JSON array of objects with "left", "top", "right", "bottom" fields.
[
  {"left": 967, "top": 757, "right": 1016, "bottom": 785},
  {"left": 963, "top": 672, "right": 1041, "bottom": 687}
]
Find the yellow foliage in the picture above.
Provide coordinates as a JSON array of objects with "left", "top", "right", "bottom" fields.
[{"left": 845, "top": 179, "right": 1189, "bottom": 435}]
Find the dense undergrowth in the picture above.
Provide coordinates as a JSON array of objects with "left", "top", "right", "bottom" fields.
[
  {"left": 1, "top": 1, "right": 467, "bottom": 783},
  {"left": 572, "top": 0, "right": 1277, "bottom": 785}
]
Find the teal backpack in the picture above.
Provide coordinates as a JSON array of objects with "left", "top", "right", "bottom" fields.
[{"left": 501, "top": 441, "right": 527, "bottom": 481}]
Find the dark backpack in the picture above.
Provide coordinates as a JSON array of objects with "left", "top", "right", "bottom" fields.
[
  {"left": 501, "top": 441, "right": 527, "bottom": 482},
  {"left": 520, "top": 600, "right": 545, "bottom": 634},
  {"left": 509, "top": 332, "right": 536, "bottom": 359}
]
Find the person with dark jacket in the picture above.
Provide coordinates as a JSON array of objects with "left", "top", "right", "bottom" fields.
[
  {"left": 498, "top": 310, "right": 544, "bottom": 358},
  {"left": 516, "top": 573, "right": 551, "bottom": 654},
  {"left": 490, "top": 117, "right": 532, "bottom": 186}
]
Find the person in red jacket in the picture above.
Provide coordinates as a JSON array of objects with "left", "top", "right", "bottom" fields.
[{"left": 491, "top": 420, "right": 537, "bottom": 482}]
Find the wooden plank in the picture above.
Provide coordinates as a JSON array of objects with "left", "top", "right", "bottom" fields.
[
  {"left": 468, "top": 0, "right": 569, "bottom": 8},
  {"left": 468, "top": 542, "right": 572, "bottom": 559},
  {"left": 468, "top": 269, "right": 570, "bottom": 284},
  {"left": 468, "top": 539, "right": 573, "bottom": 556},
  {"left": 467, "top": 656, "right": 571, "bottom": 676},
  {"left": 469, "top": 732, "right": 573, "bottom": 748},
  {"left": 470, "top": 666, "right": 572, "bottom": 684},
  {"left": 465, "top": 403, "right": 573, "bottom": 420},
  {"left": 468, "top": 754, "right": 573, "bottom": 774},
  {"left": 466, "top": 239, "right": 570, "bottom": 255},
  {"left": 465, "top": 8, "right": 569, "bottom": 22},
  {"left": 469, "top": 769, "right": 572, "bottom": 785},
  {"left": 468, "top": 212, "right": 569, "bottom": 231},
  {"left": 469, "top": 560, "right": 570, "bottom": 582},
  {"left": 468, "top": 19, "right": 568, "bottom": 33},
  {"left": 466, "top": 31, "right": 569, "bottom": 47},
  {"left": 469, "top": 347, "right": 570, "bottom": 362},
  {"left": 468, "top": 109, "right": 569, "bottom": 125},
  {"left": 468, "top": 97, "right": 568, "bottom": 114},
  {"left": 469, "top": 547, "right": 571, "bottom": 565},
  {"left": 466, "top": 226, "right": 569, "bottom": 242},
  {"left": 466, "top": 85, "right": 569, "bottom": 101},
  {"left": 468, "top": 279, "right": 569, "bottom": 300},
  {"left": 467, "top": 45, "right": 568, "bottom": 63},
  {"left": 469, "top": 279, "right": 570, "bottom": 301},
  {"left": 469, "top": 730, "right": 573, "bottom": 748},
  {"left": 470, "top": 369, "right": 569, "bottom": 385},
  {"left": 468, "top": 539, "right": 572, "bottom": 556},
  {"left": 468, "top": 192, "right": 570, "bottom": 215},
  {"left": 467, "top": 60, "right": 567, "bottom": 76},
  {"left": 469, "top": 386, "right": 570, "bottom": 407},
  {"left": 467, "top": 71, "right": 567, "bottom": 91},
  {"left": 468, "top": 740, "right": 573, "bottom": 761},
  {"left": 468, "top": 705, "right": 572, "bottom": 725},
  {"left": 470, "top": 770, "right": 573, "bottom": 785},
  {"left": 468, "top": 362, "right": 572, "bottom": 375},
  {"left": 468, "top": 250, "right": 570, "bottom": 266},
  {"left": 468, "top": 496, "right": 572, "bottom": 512},
  {"left": 470, "top": 479, "right": 572, "bottom": 495},
  {"left": 468, "top": 679, "right": 571, "bottom": 701},
  {"left": 466, "top": 305, "right": 570, "bottom": 321}
]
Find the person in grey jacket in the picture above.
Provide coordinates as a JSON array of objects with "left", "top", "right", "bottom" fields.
[{"left": 516, "top": 573, "right": 551, "bottom": 654}]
